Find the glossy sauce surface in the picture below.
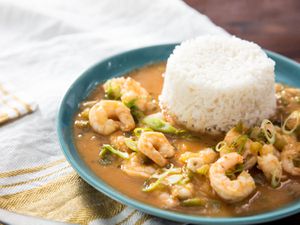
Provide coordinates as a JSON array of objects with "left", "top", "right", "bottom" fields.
[{"left": 73, "top": 63, "right": 300, "bottom": 217}]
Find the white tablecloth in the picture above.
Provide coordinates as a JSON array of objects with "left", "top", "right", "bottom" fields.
[{"left": 0, "top": 0, "right": 227, "bottom": 224}]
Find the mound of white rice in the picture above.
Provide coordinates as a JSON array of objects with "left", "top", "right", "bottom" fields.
[{"left": 159, "top": 35, "right": 276, "bottom": 133}]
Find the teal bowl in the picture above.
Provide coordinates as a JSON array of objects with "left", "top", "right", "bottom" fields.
[{"left": 57, "top": 44, "right": 300, "bottom": 224}]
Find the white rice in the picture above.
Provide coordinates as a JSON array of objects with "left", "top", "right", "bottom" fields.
[{"left": 159, "top": 35, "right": 276, "bottom": 133}]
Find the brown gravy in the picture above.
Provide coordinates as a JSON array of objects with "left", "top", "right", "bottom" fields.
[{"left": 73, "top": 63, "right": 300, "bottom": 217}]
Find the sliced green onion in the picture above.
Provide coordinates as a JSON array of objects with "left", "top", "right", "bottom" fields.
[
  {"left": 215, "top": 141, "right": 227, "bottom": 152},
  {"left": 142, "top": 116, "right": 185, "bottom": 135},
  {"left": 99, "top": 147, "right": 112, "bottom": 165},
  {"left": 261, "top": 119, "right": 276, "bottom": 144},
  {"left": 99, "top": 147, "right": 108, "bottom": 158},
  {"left": 142, "top": 165, "right": 181, "bottom": 192},
  {"left": 143, "top": 171, "right": 170, "bottom": 192},
  {"left": 124, "top": 138, "right": 138, "bottom": 152},
  {"left": 232, "top": 135, "right": 248, "bottom": 154},
  {"left": 99, "top": 144, "right": 129, "bottom": 159},
  {"left": 196, "top": 164, "right": 210, "bottom": 175},
  {"left": 282, "top": 111, "right": 300, "bottom": 134},
  {"left": 181, "top": 198, "right": 207, "bottom": 207},
  {"left": 134, "top": 127, "right": 153, "bottom": 137}
]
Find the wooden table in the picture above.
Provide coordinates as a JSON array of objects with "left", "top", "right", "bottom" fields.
[
  {"left": 184, "top": 0, "right": 300, "bottom": 62},
  {"left": 184, "top": 0, "right": 300, "bottom": 223}
]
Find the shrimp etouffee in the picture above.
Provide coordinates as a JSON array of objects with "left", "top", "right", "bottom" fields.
[{"left": 73, "top": 63, "right": 300, "bottom": 217}]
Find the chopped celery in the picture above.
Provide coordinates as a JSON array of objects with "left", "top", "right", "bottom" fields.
[{"left": 250, "top": 141, "right": 263, "bottom": 155}]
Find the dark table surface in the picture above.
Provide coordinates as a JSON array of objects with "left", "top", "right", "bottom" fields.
[
  {"left": 184, "top": 0, "right": 300, "bottom": 63},
  {"left": 184, "top": 0, "right": 299, "bottom": 224}
]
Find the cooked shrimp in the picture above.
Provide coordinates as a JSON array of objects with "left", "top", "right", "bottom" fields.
[
  {"left": 171, "top": 183, "right": 194, "bottom": 200},
  {"left": 257, "top": 153, "right": 282, "bottom": 186},
  {"left": 209, "top": 152, "right": 256, "bottom": 202},
  {"left": 157, "top": 192, "right": 179, "bottom": 208},
  {"left": 121, "top": 153, "right": 157, "bottom": 178},
  {"left": 110, "top": 132, "right": 130, "bottom": 153},
  {"left": 89, "top": 100, "right": 135, "bottom": 135},
  {"left": 103, "top": 77, "right": 156, "bottom": 112},
  {"left": 281, "top": 143, "right": 300, "bottom": 176},
  {"left": 103, "top": 77, "right": 125, "bottom": 96},
  {"left": 181, "top": 148, "right": 218, "bottom": 172},
  {"left": 224, "top": 128, "right": 257, "bottom": 170},
  {"left": 260, "top": 144, "right": 281, "bottom": 159},
  {"left": 138, "top": 132, "right": 175, "bottom": 167},
  {"left": 121, "top": 77, "right": 156, "bottom": 112}
]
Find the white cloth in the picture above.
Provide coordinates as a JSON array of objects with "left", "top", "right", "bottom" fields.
[
  {"left": 0, "top": 0, "right": 227, "bottom": 224},
  {"left": 0, "top": 80, "right": 37, "bottom": 124}
]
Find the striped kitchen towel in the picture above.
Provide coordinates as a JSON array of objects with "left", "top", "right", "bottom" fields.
[{"left": 0, "top": 82, "right": 37, "bottom": 124}]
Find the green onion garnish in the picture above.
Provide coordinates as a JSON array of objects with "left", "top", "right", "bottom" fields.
[
  {"left": 142, "top": 116, "right": 186, "bottom": 135},
  {"left": 282, "top": 111, "right": 300, "bottom": 135},
  {"left": 142, "top": 165, "right": 181, "bottom": 192},
  {"left": 99, "top": 144, "right": 129, "bottom": 159},
  {"left": 215, "top": 141, "right": 227, "bottom": 152},
  {"left": 232, "top": 135, "right": 248, "bottom": 154},
  {"left": 124, "top": 138, "right": 138, "bottom": 152},
  {"left": 261, "top": 119, "right": 276, "bottom": 144}
]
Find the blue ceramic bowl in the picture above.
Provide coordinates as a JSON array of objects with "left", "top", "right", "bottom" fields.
[{"left": 57, "top": 44, "right": 300, "bottom": 224}]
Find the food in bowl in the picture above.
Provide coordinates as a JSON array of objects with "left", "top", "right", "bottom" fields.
[{"left": 73, "top": 36, "right": 300, "bottom": 217}]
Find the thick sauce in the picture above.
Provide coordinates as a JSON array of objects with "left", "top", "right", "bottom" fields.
[{"left": 73, "top": 63, "right": 300, "bottom": 217}]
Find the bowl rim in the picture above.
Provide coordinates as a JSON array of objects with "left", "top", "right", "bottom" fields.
[{"left": 57, "top": 43, "right": 300, "bottom": 225}]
